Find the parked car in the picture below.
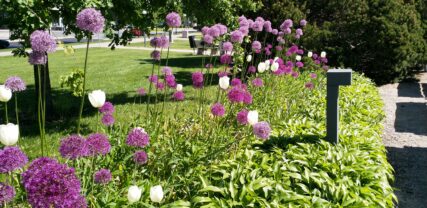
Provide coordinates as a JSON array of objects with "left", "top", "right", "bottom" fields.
[{"left": 0, "top": 40, "right": 10, "bottom": 49}]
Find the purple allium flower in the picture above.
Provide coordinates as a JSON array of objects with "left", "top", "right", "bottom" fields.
[
  {"left": 203, "top": 35, "right": 214, "bottom": 45},
  {"left": 28, "top": 51, "right": 47, "bottom": 65},
  {"left": 323, "top": 65, "right": 329, "bottom": 71},
  {"left": 0, "top": 183, "right": 15, "bottom": 204},
  {"left": 296, "top": 61, "right": 304, "bottom": 68},
  {"left": 314, "top": 59, "right": 321, "bottom": 65},
  {"left": 217, "top": 24, "right": 228, "bottom": 35},
  {"left": 137, "top": 87, "right": 146, "bottom": 96},
  {"left": 227, "top": 85, "right": 251, "bottom": 104},
  {"left": 207, "top": 27, "right": 220, "bottom": 38},
  {"left": 192, "top": 71, "right": 204, "bottom": 89},
  {"left": 255, "top": 17, "right": 265, "bottom": 22},
  {"left": 310, "top": 73, "right": 317, "bottom": 79},
  {"left": 222, "top": 41, "right": 233, "bottom": 52},
  {"left": 236, "top": 109, "right": 249, "bottom": 125},
  {"left": 275, "top": 46, "right": 283, "bottom": 51},
  {"left": 172, "top": 91, "right": 185, "bottom": 101},
  {"left": 297, "top": 49, "right": 304, "bottom": 55},
  {"left": 165, "top": 75, "right": 176, "bottom": 88},
  {"left": 283, "top": 27, "right": 291, "bottom": 34},
  {"left": 253, "top": 121, "right": 271, "bottom": 139},
  {"left": 155, "top": 82, "right": 165, "bottom": 91},
  {"left": 59, "top": 135, "right": 89, "bottom": 160},
  {"left": 218, "top": 71, "right": 229, "bottom": 77},
  {"left": 220, "top": 54, "right": 232, "bottom": 65},
  {"left": 286, "top": 61, "right": 294, "bottom": 68},
  {"left": 312, "top": 53, "right": 319, "bottom": 59},
  {"left": 126, "top": 128, "right": 150, "bottom": 148},
  {"left": 272, "top": 29, "right": 278, "bottom": 35},
  {"left": 251, "top": 21, "right": 264, "bottom": 32},
  {"left": 295, "top": 28, "right": 303, "bottom": 38},
  {"left": 248, "top": 65, "right": 256, "bottom": 73},
  {"left": 201, "top": 26, "right": 209, "bottom": 35},
  {"left": 159, "top": 36, "right": 170, "bottom": 48},
  {"left": 94, "top": 169, "right": 112, "bottom": 184},
  {"left": 149, "top": 75, "right": 158, "bottom": 83},
  {"left": 101, "top": 114, "right": 115, "bottom": 127},
  {"left": 239, "top": 19, "right": 249, "bottom": 28},
  {"left": 243, "top": 92, "right": 253, "bottom": 104},
  {"left": 99, "top": 101, "right": 114, "bottom": 114},
  {"left": 291, "top": 71, "right": 299, "bottom": 78},
  {"left": 252, "top": 41, "right": 262, "bottom": 51},
  {"left": 5, "top": 76, "right": 26, "bottom": 92},
  {"left": 76, "top": 8, "right": 105, "bottom": 33},
  {"left": 263, "top": 21, "right": 272, "bottom": 32},
  {"left": 165, "top": 12, "right": 181, "bottom": 27},
  {"left": 151, "top": 50, "right": 161, "bottom": 61},
  {"left": 247, "top": 19, "right": 254, "bottom": 27},
  {"left": 211, "top": 103, "right": 225, "bottom": 117},
  {"left": 251, "top": 78, "right": 263, "bottom": 87},
  {"left": 205, "top": 63, "right": 213, "bottom": 69},
  {"left": 305, "top": 82, "right": 314, "bottom": 90},
  {"left": 133, "top": 150, "right": 148, "bottom": 165},
  {"left": 280, "top": 19, "right": 293, "bottom": 31},
  {"left": 231, "top": 78, "right": 242, "bottom": 86},
  {"left": 0, "top": 147, "right": 27, "bottom": 173},
  {"left": 288, "top": 45, "right": 299, "bottom": 54},
  {"left": 300, "top": 19, "right": 307, "bottom": 26},
  {"left": 86, "top": 133, "right": 111, "bottom": 156},
  {"left": 239, "top": 26, "right": 249, "bottom": 36},
  {"left": 162, "top": 67, "right": 173, "bottom": 75},
  {"left": 150, "top": 37, "right": 160, "bottom": 47},
  {"left": 30, "top": 30, "right": 56, "bottom": 53},
  {"left": 22, "top": 158, "right": 87, "bottom": 208},
  {"left": 230, "top": 30, "right": 244, "bottom": 43},
  {"left": 265, "top": 49, "right": 272, "bottom": 56},
  {"left": 321, "top": 57, "right": 328, "bottom": 63}
]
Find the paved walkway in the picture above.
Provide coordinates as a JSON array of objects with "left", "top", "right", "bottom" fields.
[{"left": 379, "top": 72, "right": 427, "bottom": 208}]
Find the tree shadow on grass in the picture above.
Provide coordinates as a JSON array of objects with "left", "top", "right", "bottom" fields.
[
  {"left": 253, "top": 134, "right": 323, "bottom": 152},
  {"left": 137, "top": 56, "right": 219, "bottom": 69}
]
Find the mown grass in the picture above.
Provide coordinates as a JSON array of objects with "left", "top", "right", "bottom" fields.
[{"left": 0, "top": 47, "right": 219, "bottom": 158}]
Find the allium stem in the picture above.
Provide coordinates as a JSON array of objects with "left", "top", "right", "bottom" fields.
[
  {"left": 160, "top": 46, "right": 171, "bottom": 120},
  {"left": 145, "top": 47, "right": 158, "bottom": 116},
  {"left": 42, "top": 64, "right": 47, "bottom": 156},
  {"left": 14, "top": 95, "right": 19, "bottom": 128},
  {"left": 77, "top": 36, "right": 91, "bottom": 134},
  {"left": 4, "top": 101, "right": 8, "bottom": 123},
  {"left": 37, "top": 65, "right": 44, "bottom": 156}
]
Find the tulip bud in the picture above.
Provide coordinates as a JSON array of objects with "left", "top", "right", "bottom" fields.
[
  {"left": 247, "top": 111, "right": 259, "bottom": 125},
  {"left": 219, "top": 76, "right": 230, "bottom": 90},
  {"left": 127, "top": 185, "right": 142, "bottom": 204},
  {"left": 0, "top": 123, "right": 19, "bottom": 146},
  {"left": 257, "top": 62, "right": 267, "bottom": 73},
  {"left": 176, "top": 84, "right": 183, "bottom": 91},
  {"left": 88, "top": 90, "right": 106, "bottom": 108},
  {"left": 296, "top": 55, "right": 302, "bottom": 61},
  {"left": 0, "top": 85, "right": 12, "bottom": 102},
  {"left": 264, "top": 60, "right": 271, "bottom": 69},
  {"left": 270, "top": 62, "right": 279, "bottom": 72},
  {"left": 307, "top": 51, "right": 313, "bottom": 58},
  {"left": 320, "top": 51, "right": 326, "bottom": 58},
  {"left": 246, "top": 55, "right": 252, "bottom": 62},
  {"left": 150, "top": 185, "right": 164, "bottom": 203}
]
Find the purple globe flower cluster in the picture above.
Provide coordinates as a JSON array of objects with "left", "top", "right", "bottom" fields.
[
  {"left": 236, "top": 109, "right": 249, "bottom": 125},
  {"left": 59, "top": 133, "right": 111, "bottom": 159},
  {"left": 127, "top": 128, "right": 150, "bottom": 165},
  {"left": 5, "top": 76, "right": 26, "bottom": 92},
  {"left": 76, "top": 8, "right": 105, "bottom": 33},
  {"left": 133, "top": 150, "right": 148, "bottom": 165},
  {"left": 150, "top": 36, "right": 170, "bottom": 49},
  {"left": 201, "top": 23, "right": 228, "bottom": 45},
  {"left": 166, "top": 12, "right": 181, "bottom": 27},
  {"left": 220, "top": 54, "right": 232, "bottom": 65},
  {"left": 0, "top": 182, "right": 15, "bottom": 204},
  {"left": 151, "top": 50, "right": 161, "bottom": 61},
  {"left": 99, "top": 101, "right": 115, "bottom": 127},
  {"left": 210, "top": 103, "right": 225, "bottom": 117},
  {"left": 192, "top": 71, "right": 204, "bottom": 89},
  {"left": 137, "top": 87, "right": 146, "bottom": 96},
  {"left": 222, "top": 41, "right": 233, "bottom": 52},
  {"left": 253, "top": 121, "right": 272, "bottom": 140},
  {"left": 28, "top": 30, "right": 57, "bottom": 65},
  {"left": 227, "top": 84, "right": 252, "bottom": 105},
  {"left": 22, "top": 157, "right": 87, "bottom": 208},
  {"left": 94, "top": 169, "right": 112, "bottom": 184},
  {"left": 0, "top": 146, "right": 28, "bottom": 173},
  {"left": 251, "top": 78, "right": 263, "bottom": 87},
  {"left": 173, "top": 91, "right": 185, "bottom": 101}
]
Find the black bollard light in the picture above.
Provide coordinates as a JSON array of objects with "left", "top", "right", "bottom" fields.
[{"left": 326, "top": 69, "right": 352, "bottom": 144}]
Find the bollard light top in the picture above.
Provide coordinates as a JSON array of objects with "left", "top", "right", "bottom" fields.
[{"left": 327, "top": 69, "right": 352, "bottom": 86}]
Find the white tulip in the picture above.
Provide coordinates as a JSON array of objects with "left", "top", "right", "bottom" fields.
[
  {"left": 307, "top": 51, "right": 313, "bottom": 58},
  {"left": 219, "top": 76, "right": 230, "bottom": 90},
  {"left": 0, "top": 123, "right": 19, "bottom": 146},
  {"left": 321, "top": 51, "right": 327, "bottom": 58},
  {"left": 295, "top": 55, "right": 302, "bottom": 61},
  {"left": 264, "top": 60, "right": 271, "bottom": 69},
  {"left": 246, "top": 55, "right": 252, "bottom": 62},
  {"left": 247, "top": 111, "right": 259, "bottom": 125},
  {"left": 88, "top": 90, "right": 106, "bottom": 108},
  {"left": 0, "top": 85, "right": 12, "bottom": 102},
  {"left": 127, "top": 185, "right": 142, "bottom": 204},
  {"left": 176, "top": 84, "right": 183, "bottom": 91},
  {"left": 150, "top": 185, "right": 164, "bottom": 203},
  {"left": 273, "top": 57, "right": 279, "bottom": 62},
  {"left": 270, "top": 62, "right": 279, "bottom": 72},
  {"left": 257, "top": 62, "right": 267, "bottom": 73}
]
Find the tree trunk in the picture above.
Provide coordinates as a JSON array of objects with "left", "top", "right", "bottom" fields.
[{"left": 33, "top": 59, "right": 55, "bottom": 120}]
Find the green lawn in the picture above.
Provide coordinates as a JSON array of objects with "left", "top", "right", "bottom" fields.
[
  {"left": 127, "top": 39, "right": 192, "bottom": 50},
  {"left": 0, "top": 47, "right": 220, "bottom": 158}
]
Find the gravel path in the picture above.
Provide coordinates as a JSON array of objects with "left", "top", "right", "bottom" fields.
[{"left": 379, "top": 72, "right": 427, "bottom": 208}]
